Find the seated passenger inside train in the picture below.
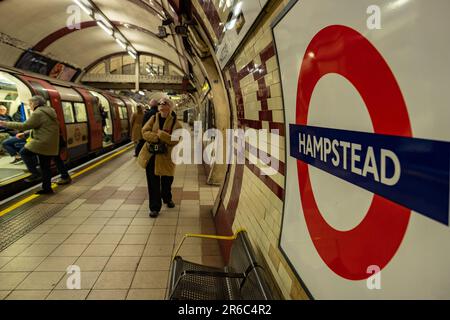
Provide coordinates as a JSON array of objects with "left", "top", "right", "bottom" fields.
[
  {"left": 0, "top": 105, "right": 15, "bottom": 154},
  {"left": 0, "top": 71, "right": 33, "bottom": 184}
]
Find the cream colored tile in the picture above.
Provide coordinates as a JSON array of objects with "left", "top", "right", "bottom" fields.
[
  {"left": 100, "top": 225, "right": 128, "bottom": 234},
  {"left": 6, "top": 290, "right": 50, "bottom": 300},
  {"left": 35, "top": 257, "right": 77, "bottom": 272},
  {"left": 0, "top": 257, "right": 13, "bottom": 269},
  {"left": 104, "top": 257, "right": 140, "bottom": 271},
  {"left": 113, "top": 245, "right": 145, "bottom": 257},
  {"left": 64, "top": 234, "right": 96, "bottom": 245},
  {"left": 126, "top": 226, "right": 153, "bottom": 234},
  {"left": 16, "top": 272, "right": 65, "bottom": 290},
  {"left": 154, "top": 218, "right": 178, "bottom": 226},
  {"left": 137, "top": 257, "right": 171, "bottom": 271},
  {"left": 120, "top": 234, "right": 148, "bottom": 245},
  {"left": 54, "top": 209, "right": 73, "bottom": 217},
  {"left": 46, "top": 290, "right": 89, "bottom": 300},
  {"left": 78, "top": 204, "right": 101, "bottom": 211},
  {"left": 47, "top": 225, "right": 79, "bottom": 234},
  {"left": 0, "top": 272, "right": 29, "bottom": 290},
  {"left": 56, "top": 217, "right": 88, "bottom": 225},
  {"left": 98, "top": 199, "right": 125, "bottom": 211},
  {"left": 93, "top": 272, "right": 134, "bottom": 290},
  {"left": 13, "top": 234, "right": 42, "bottom": 245},
  {"left": 90, "top": 211, "right": 115, "bottom": 218},
  {"left": 87, "top": 290, "right": 127, "bottom": 300},
  {"left": 73, "top": 224, "right": 103, "bottom": 234},
  {"left": 131, "top": 218, "right": 155, "bottom": 226},
  {"left": 131, "top": 271, "right": 168, "bottom": 289},
  {"left": 74, "top": 257, "right": 109, "bottom": 271},
  {"left": 107, "top": 218, "right": 133, "bottom": 226},
  {"left": 68, "top": 210, "right": 94, "bottom": 218},
  {"left": 147, "top": 234, "right": 176, "bottom": 245},
  {"left": 143, "top": 245, "right": 173, "bottom": 257},
  {"left": 83, "top": 217, "right": 109, "bottom": 225},
  {"left": 0, "top": 244, "right": 30, "bottom": 257},
  {"left": 114, "top": 211, "right": 137, "bottom": 218},
  {"left": 82, "top": 245, "right": 117, "bottom": 257},
  {"left": 50, "top": 244, "right": 88, "bottom": 257},
  {"left": 158, "top": 212, "right": 179, "bottom": 219},
  {"left": 127, "top": 289, "right": 166, "bottom": 300},
  {"left": 35, "top": 234, "right": 70, "bottom": 245},
  {"left": 92, "top": 234, "right": 123, "bottom": 245},
  {"left": 64, "top": 199, "right": 86, "bottom": 210},
  {"left": 151, "top": 226, "right": 176, "bottom": 235},
  {"left": 29, "top": 225, "right": 53, "bottom": 234},
  {"left": 19, "top": 244, "right": 58, "bottom": 257},
  {"left": 118, "top": 204, "right": 140, "bottom": 211},
  {"left": 42, "top": 217, "right": 64, "bottom": 225},
  {"left": 1, "top": 257, "right": 46, "bottom": 272}
]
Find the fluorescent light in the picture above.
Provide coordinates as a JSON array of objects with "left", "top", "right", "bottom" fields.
[
  {"left": 233, "top": 1, "right": 243, "bottom": 16},
  {"left": 128, "top": 47, "right": 137, "bottom": 55},
  {"left": 97, "top": 20, "right": 113, "bottom": 36},
  {"left": 73, "top": 0, "right": 92, "bottom": 16},
  {"left": 95, "top": 12, "right": 111, "bottom": 26},
  {"left": 115, "top": 38, "right": 127, "bottom": 50},
  {"left": 226, "top": 18, "right": 237, "bottom": 30},
  {"left": 128, "top": 50, "right": 137, "bottom": 60}
]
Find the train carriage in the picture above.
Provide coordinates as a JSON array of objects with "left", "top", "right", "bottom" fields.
[{"left": 0, "top": 65, "right": 134, "bottom": 198}]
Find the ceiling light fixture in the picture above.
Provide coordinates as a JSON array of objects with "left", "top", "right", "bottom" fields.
[
  {"left": 128, "top": 50, "right": 137, "bottom": 60},
  {"left": 115, "top": 38, "right": 127, "bottom": 50},
  {"left": 97, "top": 20, "right": 113, "bottom": 36},
  {"left": 73, "top": 0, "right": 93, "bottom": 16}
]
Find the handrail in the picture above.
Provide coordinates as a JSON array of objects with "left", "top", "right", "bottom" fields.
[{"left": 172, "top": 229, "right": 246, "bottom": 260}]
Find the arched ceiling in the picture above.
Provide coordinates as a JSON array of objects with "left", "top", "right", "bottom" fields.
[{"left": 0, "top": 0, "right": 187, "bottom": 71}]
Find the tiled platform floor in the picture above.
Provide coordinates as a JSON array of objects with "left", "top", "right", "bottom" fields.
[{"left": 0, "top": 147, "right": 222, "bottom": 300}]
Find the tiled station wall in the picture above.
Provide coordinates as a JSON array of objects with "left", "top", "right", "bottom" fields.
[{"left": 193, "top": 0, "right": 309, "bottom": 299}]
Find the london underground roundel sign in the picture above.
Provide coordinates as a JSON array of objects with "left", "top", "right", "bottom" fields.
[
  {"left": 275, "top": 0, "right": 450, "bottom": 299},
  {"left": 296, "top": 25, "right": 412, "bottom": 280}
]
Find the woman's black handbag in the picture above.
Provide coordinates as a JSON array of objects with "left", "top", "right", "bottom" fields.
[{"left": 147, "top": 113, "right": 177, "bottom": 155}]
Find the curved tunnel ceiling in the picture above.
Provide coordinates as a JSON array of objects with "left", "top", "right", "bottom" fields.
[{"left": 0, "top": 0, "right": 187, "bottom": 71}]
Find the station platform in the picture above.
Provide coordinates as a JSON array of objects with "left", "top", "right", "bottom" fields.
[{"left": 0, "top": 146, "right": 221, "bottom": 300}]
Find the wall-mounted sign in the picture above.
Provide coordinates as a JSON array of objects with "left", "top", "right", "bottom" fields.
[
  {"left": 15, "top": 51, "right": 80, "bottom": 82},
  {"left": 216, "top": 0, "right": 269, "bottom": 69},
  {"left": 274, "top": 0, "right": 450, "bottom": 299}
]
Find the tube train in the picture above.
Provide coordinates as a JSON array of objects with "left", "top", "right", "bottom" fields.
[{"left": 0, "top": 65, "right": 137, "bottom": 200}]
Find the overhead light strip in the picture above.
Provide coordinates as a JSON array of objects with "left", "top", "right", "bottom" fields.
[
  {"left": 73, "top": 0, "right": 92, "bottom": 16},
  {"left": 72, "top": 0, "right": 138, "bottom": 59}
]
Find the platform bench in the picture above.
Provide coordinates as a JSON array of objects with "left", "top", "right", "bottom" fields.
[{"left": 167, "top": 230, "right": 273, "bottom": 300}]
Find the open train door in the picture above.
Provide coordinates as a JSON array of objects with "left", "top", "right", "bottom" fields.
[
  {"left": 102, "top": 93, "right": 122, "bottom": 144},
  {"left": 74, "top": 87, "right": 103, "bottom": 152}
]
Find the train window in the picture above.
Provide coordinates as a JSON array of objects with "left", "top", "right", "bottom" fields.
[
  {"left": 118, "top": 106, "right": 124, "bottom": 120},
  {"left": 122, "top": 107, "right": 129, "bottom": 119},
  {"left": 62, "top": 101, "right": 75, "bottom": 123},
  {"left": 74, "top": 102, "right": 88, "bottom": 122}
]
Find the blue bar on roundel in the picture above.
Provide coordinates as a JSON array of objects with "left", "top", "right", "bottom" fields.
[{"left": 289, "top": 124, "right": 450, "bottom": 226}]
